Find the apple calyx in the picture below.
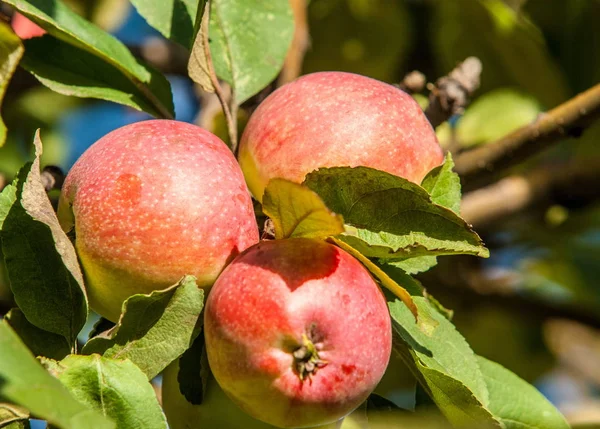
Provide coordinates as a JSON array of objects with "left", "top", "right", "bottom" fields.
[{"left": 293, "top": 327, "right": 328, "bottom": 381}]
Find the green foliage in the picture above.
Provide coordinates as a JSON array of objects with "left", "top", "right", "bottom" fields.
[
  {"left": 0, "top": 22, "right": 24, "bottom": 148},
  {"left": 189, "top": 0, "right": 294, "bottom": 104},
  {"left": 304, "top": 167, "right": 488, "bottom": 260},
  {"left": 129, "top": 0, "right": 200, "bottom": 49},
  {"left": 4, "top": 308, "right": 70, "bottom": 360},
  {"left": 0, "top": 403, "right": 29, "bottom": 429},
  {"left": 477, "top": 356, "right": 570, "bottom": 429},
  {"left": 262, "top": 179, "right": 345, "bottom": 240},
  {"left": 0, "top": 322, "right": 115, "bottom": 429},
  {"left": 53, "top": 355, "right": 168, "bottom": 429},
  {"left": 5, "top": 0, "right": 174, "bottom": 118},
  {"left": 82, "top": 276, "right": 204, "bottom": 380},
  {"left": 0, "top": 132, "right": 87, "bottom": 347},
  {"left": 421, "top": 154, "right": 461, "bottom": 215}
]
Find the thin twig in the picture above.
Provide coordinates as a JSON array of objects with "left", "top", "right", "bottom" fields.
[
  {"left": 461, "top": 159, "right": 600, "bottom": 229},
  {"left": 278, "top": 0, "right": 310, "bottom": 86},
  {"left": 200, "top": 3, "right": 237, "bottom": 152},
  {"left": 455, "top": 82, "right": 600, "bottom": 188},
  {"left": 395, "top": 70, "right": 426, "bottom": 95},
  {"left": 424, "top": 57, "right": 482, "bottom": 128}
]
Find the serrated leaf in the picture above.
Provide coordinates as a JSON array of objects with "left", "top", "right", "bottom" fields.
[
  {"left": 209, "top": 0, "right": 294, "bottom": 103},
  {"left": 0, "top": 184, "right": 16, "bottom": 229},
  {"left": 130, "top": 0, "right": 200, "bottom": 49},
  {"left": 405, "top": 360, "right": 500, "bottom": 428},
  {"left": 0, "top": 22, "right": 24, "bottom": 148},
  {"left": 0, "top": 322, "right": 115, "bottom": 429},
  {"left": 304, "top": 167, "right": 488, "bottom": 260},
  {"left": 385, "top": 256, "right": 438, "bottom": 275},
  {"left": 0, "top": 403, "right": 29, "bottom": 429},
  {"left": 4, "top": 0, "right": 173, "bottom": 118},
  {"left": 262, "top": 179, "right": 345, "bottom": 240},
  {"left": 421, "top": 153, "right": 461, "bottom": 214},
  {"left": 477, "top": 356, "right": 569, "bottom": 429},
  {"left": 5, "top": 308, "right": 70, "bottom": 360},
  {"left": 55, "top": 355, "right": 167, "bottom": 429},
  {"left": 21, "top": 36, "right": 171, "bottom": 118},
  {"left": 0, "top": 131, "right": 87, "bottom": 346},
  {"left": 388, "top": 291, "right": 492, "bottom": 425},
  {"left": 82, "top": 276, "right": 204, "bottom": 380},
  {"left": 187, "top": 1, "right": 215, "bottom": 93}
]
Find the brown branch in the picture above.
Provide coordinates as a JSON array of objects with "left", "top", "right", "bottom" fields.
[
  {"left": 278, "top": 0, "right": 309, "bottom": 86},
  {"left": 424, "top": 57, "right": 482, "bottom": 129},
  {"left": 395, "top": 71, "right": 426, "bottom": 95},
  {"left": 455, "top": 82, "right": 600, "bottom": 188},
  {"left": 461, "top": 159, "right": 600, "bottom": 229}
]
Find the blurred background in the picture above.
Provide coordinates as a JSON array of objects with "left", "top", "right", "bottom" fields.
[{"left": 1, "top": 0, "right": 599, "bottom": 427}]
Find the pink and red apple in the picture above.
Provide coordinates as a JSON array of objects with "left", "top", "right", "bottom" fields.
[
  {"left": 204, "top": 238, "right": 392, "bottom": 428},
  {"left": 58, "top": 120, "right": 259, "bottom": 321},
  {"left": 11, "top": 12, "right": 46, "bottom": 39},
  {"left": 238, "top": 71, "right": 444, "bottom": 201}
]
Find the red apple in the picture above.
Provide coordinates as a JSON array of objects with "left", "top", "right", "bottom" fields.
[
  {"left": 238, "top": 71, "right": 444, "bottom": 201},
  {"left": 204, "top": 238, "right": 392, "bottom": 428},
  {"left": 11, "top": 12, "right": 46, "bottom": 39},
  {"left": 58, "top": 120, "right": 259, "bottom": 321}
]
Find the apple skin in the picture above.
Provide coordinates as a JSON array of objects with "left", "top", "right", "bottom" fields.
[
  {"left": 58, "top": 120, "right": 259, "bottom": 322},
  {"left": 11, "top": 13, "right": 46, "bottom": 39},
  {"left": 162, "top": 357, "right": 368, "bottom": 429},
  {"left": 204, "top": 238, "right": 392, "bottom": 428},
  {"left": 238, "top": 71, "right": 444, "bottom": 201}
]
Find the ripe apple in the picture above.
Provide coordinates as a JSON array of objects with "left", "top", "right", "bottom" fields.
[
  {"left": 162, "top": 357, "right": 368, "bottom": 429},
  {"left": 11, "top": 12, "right": 46, "bottom": 39},
  {"left": 238, "top": 71, "right": 444, "bottom": 201},
  {"left": 204, "top": 238, "right": 392, "bottom": 428},
  {"left": 58, "top": 120, "right": 259, "bottom": 321}
]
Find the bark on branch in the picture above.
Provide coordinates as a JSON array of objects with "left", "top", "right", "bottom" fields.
[
  {"left": 455, "top": 82, "right": 600, "bottom": 188},
  {"left": 425, "top": 57, "right": 482, "bottom": 129}
]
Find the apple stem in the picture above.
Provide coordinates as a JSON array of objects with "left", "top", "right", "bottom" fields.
[{"left": 293, "top": 332, "right": 327, "bottom": 381}]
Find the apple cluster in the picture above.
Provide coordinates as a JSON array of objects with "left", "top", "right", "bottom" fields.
[{"left": 58, "top": 72, "right": 443, "bottom": 428}]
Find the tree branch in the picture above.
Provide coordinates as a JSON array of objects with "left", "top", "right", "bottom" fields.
[
  {"left": 277, "top": 0, "right": 309, "bottom": 86},
  {"left": 455, "top": 82, "right": 600, "bottom": 188},
  {"left": 424, "top": 57, "right": 482, "bottom": 129},
  {"left": 461, "top": 159, "right": 600, "bottom": 229}
]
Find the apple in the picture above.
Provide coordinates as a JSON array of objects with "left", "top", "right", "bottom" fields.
[
  {"left": 162, "top": 357, "right": 368, "bottom": 429},
  {"left": 58, "top": 120, "right": 259, "bottom": 321},
  {"left": 238, "top": 71, "right": 444, "bottom": 201},
  {"left": 204, "top": 238, "right": 392, "bottom": 428},
  {"left": 11, "top": 12, "right": 46, "bottom": 39}
]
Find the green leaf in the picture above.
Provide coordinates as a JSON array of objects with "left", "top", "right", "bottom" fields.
[
  {"left": 0, "top": 322, "right": 115, "bottom": 429},
  {"left": 54, "top": 355, "right": 167, "bottom": 429},
  {"left": 0, "top": 132, "right": 87, "bottom": 346},
  {"left": 0, "top": 22, "right": 24, "bottom": 148},
  {"left": 304, "top": 167, "right": 489, "bottom": 260},
  {"left": 130, "top": 0, "right": 199, "bottom": 48},
  {"left": 5, "top": 0, "right": 174, "bottom": 118},
  {"left": 21, "top": 36, "right": 171, "bottom": 118},
  {"left": 406, "top": 361, "right": 500, "bottom": 428},
  {"left": 262, "top": 179, "right": 345, "bottom": 240},
  {"left": 456, "top": 88, "right": 542, "bottom": 148},
  {"left": 0, "top": 403, "right": 29, "bottom": 429},
  {"left": 82, "top": 276, "right": 204, "bottom": 380},
  {"left": 388, "top": 283, "right": 496, "bottom": 426},
  {"left": 477, "top": 356, "right": 570, "bottom": 429},
  {"left": 5, "top": 308, "right": 70, "bottom": 360},
  {"left": 0, "top": 183, "right": 16, "bottom": 229},
  {"left": 176, "top": 328, "right": 209, "bottom": 405},
  {"left": 421, "top": 153, "right": 461, "bottom": 215},
  {"left": 385, "top": 256, "right": 438, "bottom": 275},
  {"left": 187, "top": 1, "right": 214, "bottom": 93},
  {"left": 208, "top": 0, "right": 294, "bottom": 103}
]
